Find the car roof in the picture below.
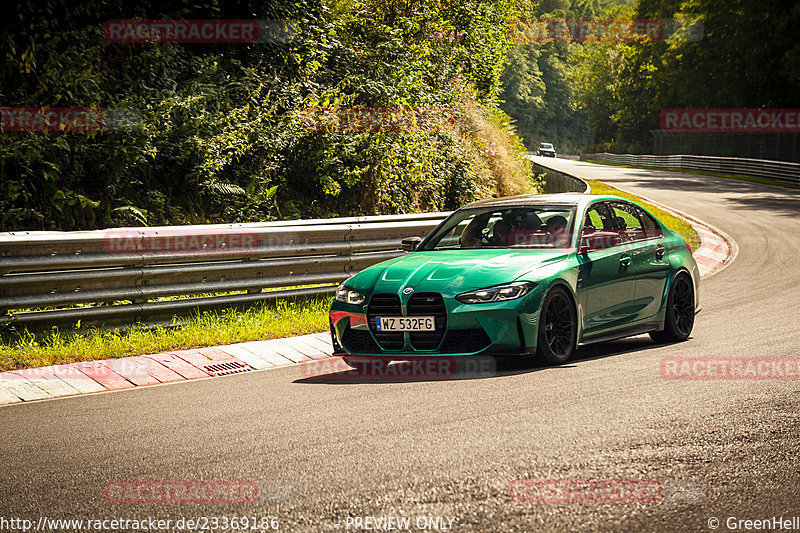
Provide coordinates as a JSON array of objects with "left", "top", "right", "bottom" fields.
[{"left": 461, "top": 193, "right": 628, "bottom": 210}]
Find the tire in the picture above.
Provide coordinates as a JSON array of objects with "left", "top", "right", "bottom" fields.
[
  {"left": 537, "top": 286, "right": 577, "bottom": 365},
  {"left": 342, "top": 358, "right": 389, "bottom": 373},
  {"left": 650, "top": 271, "right": 695, "bottom": 343}
]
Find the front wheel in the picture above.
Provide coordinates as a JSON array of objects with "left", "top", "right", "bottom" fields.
[
  {"left": 537, "top": 286, "right": 577, "bottom": 365},
  {"left": 650, "top": 272, "right": 695, "bottom": 343}
]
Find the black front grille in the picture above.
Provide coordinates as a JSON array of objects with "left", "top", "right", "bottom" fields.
[
  {"left": 367, "top": 293, "right": 404, "bottom": 350},
  {"left": 408, "top": 293, "right": 447, "bottom": 350},
  {"left": 439, "top": 328, "right": 491, "bottom": 353},
  {"left": 341, "top": 327, "right": 381, "bottom": 353}
]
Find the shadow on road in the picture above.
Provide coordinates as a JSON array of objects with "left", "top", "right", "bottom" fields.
[{"left": 294, "top": 335, "right": 667, "bottom": 385}]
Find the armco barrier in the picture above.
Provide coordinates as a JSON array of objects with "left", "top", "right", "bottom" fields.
[
  {"left": 0, "top": 214, "right": 449, "bottom": 330},
  {"left": 533, "top": 161, "right": 590, "bottom": 193},
  {"left": 581, "top": 153, "right": 800, "bottom": 185}
]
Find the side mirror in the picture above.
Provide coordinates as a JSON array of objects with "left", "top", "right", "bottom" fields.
[{"left": 401, "top": 236, "right": 422, "bottom": 252}]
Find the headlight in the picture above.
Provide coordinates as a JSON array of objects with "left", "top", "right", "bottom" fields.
[
  {"left": 456, "top": 281, "right": 536, "bottom": 304},
  {"left": 335, "top": 285, "right": 366, "bottom": 305}
]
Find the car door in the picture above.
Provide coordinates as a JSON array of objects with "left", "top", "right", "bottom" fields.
[
  {"left": 577, "top": 201, "right": 638, "bottom": 336},
  {"left": 609, "top": 201, "right": 670, "bottom": 322}
]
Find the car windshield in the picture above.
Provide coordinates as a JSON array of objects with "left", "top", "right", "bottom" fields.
[
  {"left": 420, "top": 205, "right": 577, "bottom": 250},
  {"left": 540, "top": 143, "right": 554, "bottom": 149}
]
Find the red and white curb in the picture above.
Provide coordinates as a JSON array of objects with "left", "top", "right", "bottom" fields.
[
  {"left": 691, "top": 223, "right": 730, "bottom": 278},
  {"left": 0, "top": 333, "right": 335, "bottom": 406}
]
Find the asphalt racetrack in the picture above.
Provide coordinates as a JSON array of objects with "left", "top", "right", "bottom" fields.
[{"left": 2, "top": 159, "right": 799, "bottom": 532}]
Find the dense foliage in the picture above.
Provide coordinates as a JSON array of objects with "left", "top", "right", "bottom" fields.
[
  {"left": 500, "top": 0, "right": 800, "bottom": 153},
  {"left": 1, "top": 0, "right": 536, "bottom": 230},
  {"left": 501, "top": 0, "right": 635, "bottom": 153}
]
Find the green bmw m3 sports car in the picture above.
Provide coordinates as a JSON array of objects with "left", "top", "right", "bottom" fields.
[{"left": 329, "top": 193, "right": 699, "bottom": 368}]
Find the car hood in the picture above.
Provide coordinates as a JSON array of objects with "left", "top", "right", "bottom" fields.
[{"left": 346, "top": 249, "right": 572, "bottom": 296}]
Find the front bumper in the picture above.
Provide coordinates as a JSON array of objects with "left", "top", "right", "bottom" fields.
[{"left": 330, "top": 290, "right": 544, "bottom": 358}]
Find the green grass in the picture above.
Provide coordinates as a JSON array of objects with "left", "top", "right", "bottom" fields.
[
  {"left": 585, "top": 159, "right": 800, "bottom": 191},
  {"left": 0, "top": 298, "right": 331, "bottom": 372},
  {"left": 586, "top": 179, "right": 702, "bottom": 252}
]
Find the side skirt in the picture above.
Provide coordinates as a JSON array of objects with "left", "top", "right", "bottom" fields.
[{"left": 579, "top": 322, "right": 661, "bottom": 346}]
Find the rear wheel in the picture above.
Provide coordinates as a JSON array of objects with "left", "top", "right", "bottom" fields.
[
  {"left": 537, "top": 286, "right": 577, "bottom": 365},
  {"left": 650, "top": 272, "right": 695, "bottom": 343},
  {"left": 342, "top": 358, "right": 389, "bottom": 373}
]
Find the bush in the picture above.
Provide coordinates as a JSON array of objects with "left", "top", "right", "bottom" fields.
[{"left": 0, "top": 0, "right": 537, "bottom": 230}]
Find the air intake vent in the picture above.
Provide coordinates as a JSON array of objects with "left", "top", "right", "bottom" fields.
[
  {"left": 439, "top": 328, "right": 491, "bottom": 354},
  {"left": 341, "top": 327, "right": 381, "bottom": 353}
]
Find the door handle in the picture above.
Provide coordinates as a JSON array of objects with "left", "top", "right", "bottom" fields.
[
  {"left": 655, "top": 244, "right": 665, "bottom": 259},
  {"left": 620, "top": 256, "right": 632, "bottom": 268}
]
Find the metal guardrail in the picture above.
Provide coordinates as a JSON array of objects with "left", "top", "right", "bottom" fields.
[
  {"left": 0, "top": 213, "right": 449, "bottom": 330},
  {"left": 581, "top": 153, "right": 800, "bottom": 185},
  {"left": 533, "top": 162, "right": 590, "bottom": 193}
]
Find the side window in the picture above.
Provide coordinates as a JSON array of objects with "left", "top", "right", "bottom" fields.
[
  {"left": 636, "top": 207, "right": 663, "bottom": 239},
  {"left": 581, "top": 202, "right": 624, "bottom": 250},
  {"left": 583, "top": 202, "right": 613, "bottom": 232},
  {"left": 610, "top": 202, "right": 647, "bottom": 242}
]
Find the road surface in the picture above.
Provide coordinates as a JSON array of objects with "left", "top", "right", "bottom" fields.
[{"left": 2, "top": 158, "right": 799, "bottom": 532}]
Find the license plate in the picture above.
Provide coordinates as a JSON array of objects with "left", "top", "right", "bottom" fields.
[{"left": 375, "top": 316, "right": 435, "bottom": 332}]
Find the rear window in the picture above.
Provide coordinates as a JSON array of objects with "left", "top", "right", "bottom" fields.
[{"left": 609, "top": 202, "right": 663, "bottom": 242}]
